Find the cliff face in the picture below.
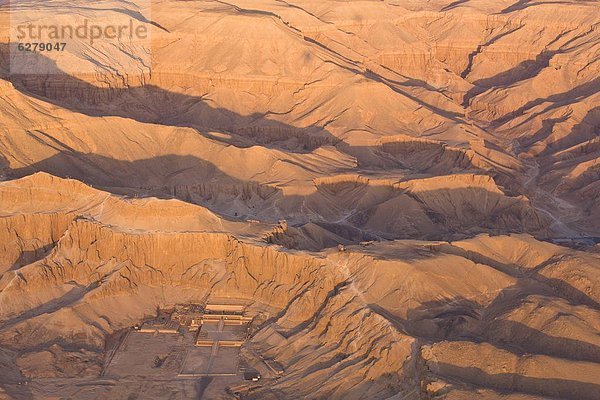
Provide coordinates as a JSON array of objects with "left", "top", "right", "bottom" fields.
[
  {"left": 0, "top": 0, "right": 599, "bottom": 398},
  {"left": 1, "top": 175, "right": 599, "bottom": 399},
  {"left": 0, "top": 176, "right": 411, "bottom": 397}
]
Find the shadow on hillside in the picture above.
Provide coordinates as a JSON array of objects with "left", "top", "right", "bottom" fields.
[
  {"left": 5, "top": 150, "right": 553, "bottom": 246},
  {"left": 538, "top": 106, "right": 600, "bottom": 159},
  {"left": 0, "top": 42, "right": 339, "bottom": 154},
  {"left": 484, "top": 317, "right": 600, "bottom": 363},
  {"left": 7, "top": 245, "right": 56, "bottom": 272},
  {"left": 0, "top": 41, "right": 502, "bottom": 179},
  {"left": 0, "top": 153, "right": 8, "bottom": 177},
  {"left": 438, "top": 244, "right": 600, "bottom": 308},
  {"left": 441, "top": 0, "right": 470, "bottom": 11},
  {"left": 365, "top": 249, "right": 600, "bottom": 362},
  {"left": 492, "top": 78, "right": 600, "bottom": 126},
  {"left": 367, "top": 296, "right": 600, "bottom": 395},
  {"left": 0, "top": 282, "right": 98, "bottom": 332},
  {"left": 464, "top": 50, "right": 559, "bottom": 107},
  {"left": 403, "top": 293, "right": 600, "bottom": 362},
  {"left": 500, "top": 0, "right": 587, "bottom": 13},
  {"left": 432, "top": 361, "right": 600, "bottom": 399},
  {"left": 513, "top": 106, "right": 599, "bottom": 228}
]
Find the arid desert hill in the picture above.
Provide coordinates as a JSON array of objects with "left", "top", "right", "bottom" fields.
[{"left": 0, "top": 0, "right": 599, "bottom": 399}]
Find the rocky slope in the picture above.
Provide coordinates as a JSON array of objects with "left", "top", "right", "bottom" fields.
[{"left": 0, "top": 0, "right": 598, "bottom": 399}]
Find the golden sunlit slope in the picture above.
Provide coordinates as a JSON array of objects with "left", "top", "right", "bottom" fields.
[{"left": 0, "top": 0, "right": 598, "bottom": 399}]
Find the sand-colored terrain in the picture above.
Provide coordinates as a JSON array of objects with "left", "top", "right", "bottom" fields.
[{"left": 0, "top": 0, "right": 598, "bottom": 399}]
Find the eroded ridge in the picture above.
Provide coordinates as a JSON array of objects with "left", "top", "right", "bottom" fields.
[{"left": 0, "top": 0, "right": 599, "bottom": 398}]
